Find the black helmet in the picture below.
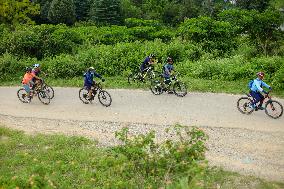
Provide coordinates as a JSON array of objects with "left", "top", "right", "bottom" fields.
[
  {"left": 149, "top": 54, "right": 155, "bottom": 59},
  {"left": 167, "top": 57, "right": 173, "bottom": 62},
  {"left": 26, "top": 67, "right": 32, "bottom": 72}
]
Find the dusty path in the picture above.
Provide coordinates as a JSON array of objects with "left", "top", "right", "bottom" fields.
[{"left": 0, "top": 87, "right": 283, "bottom": 181}]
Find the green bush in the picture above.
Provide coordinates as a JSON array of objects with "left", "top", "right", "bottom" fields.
[
  {"left": 125, "top": 18, "right": 162, "bottom": 28},
  {"left": 3, "top": 24, "right": 83, "bottom": 59},
  {"left": 113, "top": 125, "right": 207, "bottom": 187}
]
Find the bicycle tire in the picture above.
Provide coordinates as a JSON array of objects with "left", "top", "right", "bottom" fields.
[
  {"left": 38, "top": 91, "right": 50, "bottom": 105},
  {"left": 98, "top": 90, "right": 112, "bottom": 107},
  {"left": 150, "top": 80, "right": 163, "bottom": 95},
  {"left": 43, "top": 84, "right": 54, "bottom": 99},
  {"left": 237, "top": 97, "right": 254, "bottom": 114},
  {"left": 173, "top": 81, "right": 187, "bottom": 97},
  {"left": 265, "top": 100, "right": 283, "bottom": 119},
  {"left": 17, "top": 88, "right": 30, "bottom": 103},
  {"left": 79, "top": 88, "right": 90, "bottom": 104}
]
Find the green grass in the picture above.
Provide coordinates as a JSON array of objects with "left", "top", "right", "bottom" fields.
[
  {"left": 1, "top": 126, "right": 283, "bottom": 189},
  {"left": 1, "top": 76, "right": 283, "bottom": 98}
]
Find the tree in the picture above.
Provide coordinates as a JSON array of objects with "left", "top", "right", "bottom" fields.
[
  {"left": 74, "top": 0, "right": 93, "bottom": 21},
  {"left": 48, "top": 0, "right": 76, "bottom": 25},
  {"left": 89, "top": 0, "right": 122, "bottom": 25},
  {"left": 235, "top": 0, "right": 271, "bottom": 12},
  {"left": 0, "top": 0, "right": 40, "bottom": 26},
  {"left": 179, "top": 16, "right": 238, "bottom": 54}
]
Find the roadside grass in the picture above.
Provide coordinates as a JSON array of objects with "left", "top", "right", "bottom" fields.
[
  {"left": 1, "top": 76, "right": 283, "bottom": 98},
  {"left": 1, "top": 126, "right": 283, "bottom": 189}
]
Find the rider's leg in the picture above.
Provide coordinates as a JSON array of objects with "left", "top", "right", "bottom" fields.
[
  {"left": 250, "top": 91, "right": 262, "bottom": 109},
  {"left": 258, "top": 93, "right": 265, "bottom": 110}
]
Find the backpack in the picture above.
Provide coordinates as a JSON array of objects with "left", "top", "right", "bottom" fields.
[{"left": 248, "top": 80, "right": 254, "bottom": 89}]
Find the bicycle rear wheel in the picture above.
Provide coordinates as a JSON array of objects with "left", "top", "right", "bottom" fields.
[
  {"left": 38, "top": 91, "right": 50, "bottom": 105},
  {"left": 17, "top": 88, "right": 30, "bottom": 103},
  {"left": 265, "top": 100, "right": 283, "bottom": 119},
  {"left": 79, "top": 88, "right": 90, "bottom": 104},
  {"left": 173, "top": 81, "right": 187, "bottom": 97},
  {"left": 98, "top": 90, "right": 112, "bottom": 107},
  {"left": 237, "top": 97, "right": 254, "bottom": 114}
]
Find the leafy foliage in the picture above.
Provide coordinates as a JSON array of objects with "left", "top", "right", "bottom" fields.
[
  {"left": 179, "top": 16, "right": 238, "bottom": 54},
  {"left": 47, "top": 0, "right": 76, "bottom": 25},
  {"left": 0, "top": 125, "right": 208, "bottom": 188},
  {"left": 0, "top": 0, "right": 40, "bottom": 26},
  {"left": 89, "top": 0, "right": 123, "bottom": 25}
]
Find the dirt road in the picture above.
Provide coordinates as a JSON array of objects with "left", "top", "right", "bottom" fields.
[{"left": 0, "top": 87, "right": 283, "bottom": 181}]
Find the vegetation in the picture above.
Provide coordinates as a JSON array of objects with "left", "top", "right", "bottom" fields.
[{"left": 1, "top": 126, "right": 284, "bottom": 188}]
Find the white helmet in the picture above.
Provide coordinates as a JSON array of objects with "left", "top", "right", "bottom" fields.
[{"left": 33, "top": 64, "right": 40, "bottom": 68}]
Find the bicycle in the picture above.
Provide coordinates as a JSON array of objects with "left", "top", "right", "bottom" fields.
[
  {"left": 79, "top": 81, "right": 112, "bottom": 107},
  {"left": 237, "top": 91, "right": 283, "bottom": 119},
  {"left": 34, "top": 78, "right": 54, "bottom": 99},
  {"left": 128, "top": 66, "right": 159, "bottom": 84},
  {"left": 17, "top": 83, "right": 51, "bottom": 105},
  {"left": 150, "top": 72, "right": 187, "bottom": 97}
]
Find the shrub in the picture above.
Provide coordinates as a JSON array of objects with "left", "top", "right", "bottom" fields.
[{"left": 113, "top": 125, "right": 208, "bottom": 187}]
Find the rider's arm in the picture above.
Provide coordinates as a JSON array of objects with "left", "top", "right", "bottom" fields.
[
  {"left": 261, "top": 81, "right": 271, "bottom": 90},
  {"left": 93, "top": 71, "right": 102, "bottom": 79}
]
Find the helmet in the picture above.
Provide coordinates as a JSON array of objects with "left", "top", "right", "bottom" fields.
[
  {"left": 167, "top": 57, "right": 173, "bottom": 62},
  {"left": 257, "top": 72, "right": 264, "bottom": 77},
  {"left": 26, "top": 67, "right": 32, "bottom": 72},
  {"left": 33, "top": 64, "right": 40, "bottom": 68},
  {"left": 88, "top": 66, "right": 94, "bottom": 71},
  {"left": 149, "top": 54, "right": 155, "bottom": 59}
]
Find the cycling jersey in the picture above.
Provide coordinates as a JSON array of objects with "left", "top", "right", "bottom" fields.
[
  {"left": 140, "top": 57, "right": 151, "bottom": 72},
  {"left": 22, "top": 72, "right": 35, "bottom": 84},
  {"left": 163, "top": 63, "right": 174, "bottom": 78},
  {"left": 84, "top": 70, "right": 102, "bottom": 86},
  {"left": 32, "top": 69, "right": 41, "bottom": 76},
  {"left": 250, "top": 78, "right": 270, "bottom": 93}
]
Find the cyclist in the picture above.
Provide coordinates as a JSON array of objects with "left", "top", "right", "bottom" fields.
[
  {"left": 32, "top": 64, "right": 46, "bottom": 89},
  {"left": 140, "top": 54, "right": 156, "bottom": 79},
  {"left": 22, "top": 67, "right": 41, "bottom": 101},
  {"left": 249, "top": 72, "right": 272, "bottom": 110},
  {"left": 162, "top": 57, "right": 174, "bottom": 92},
  {"left": 84, "top": 67, "right": 105, "bottom": 100}
]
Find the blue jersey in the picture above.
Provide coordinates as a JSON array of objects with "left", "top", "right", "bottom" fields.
[
  {"left": 84, "top": 71, "right": 101, "bottom": 86},
  {"left": 140, "top": 57, "right": 151, "bottom": 71},
  {"left": 250, "top": 78, "right": 270, "bottom": 92},
  {"left": 163, "top": 63, "right": 174, "bottom": 78}
]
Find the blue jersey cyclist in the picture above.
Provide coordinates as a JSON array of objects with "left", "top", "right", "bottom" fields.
[
  {"left": 249, "top": 72, "right": 272, "bottom": 110},
  {"left": 163, "top": 57, "right": 174, "bottom": 85},
  {"left": 140, "top": 54, "right": 156, "bottom": 74},
  {"left": 84, "top": 67, "right": 105, "bottom": 99}
]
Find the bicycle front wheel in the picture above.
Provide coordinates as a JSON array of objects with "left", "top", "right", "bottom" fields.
[
  {"left": 98, "top": 90, "right": 112, "bottom": 107},
  {"left": 43, "top": 84, "right": 54, "bottom": 99},
  {"left": 17, "top": 88, "right": 30, "bottom": 103},
  {"left": 237, "top": 97, "right": 254, "bottom": 114},
  {"left": 38, "top": 91, "right": 50, "bottom": 105},
  {"left": 265, "top": 100, "right": 283, "bottom": 119},
  {"left": 173, "top": 81, "right": 187, "bottom": 97}
]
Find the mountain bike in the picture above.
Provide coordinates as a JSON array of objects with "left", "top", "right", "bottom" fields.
[
  {"left": 34, "top": 78, "right": 54, "bottom": 99},
  {"left": 128, "top": 66, "right": 159, "bottom": 84},
  {"left": 150, "top": 73, "right": 187, "bottom": 97},
  {"left": 17, "top": 83, "right": 51, "bottom": 105},
  {"left": 79, "top": 81, "right": 112, "bottom": 107},
  {"left": 237, "top": 91, "right": 283, "bottom": 119}
]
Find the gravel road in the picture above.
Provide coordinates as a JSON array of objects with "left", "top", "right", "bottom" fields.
[{"left": 0, "top": 87, "right": 283, "bottom": 181}]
